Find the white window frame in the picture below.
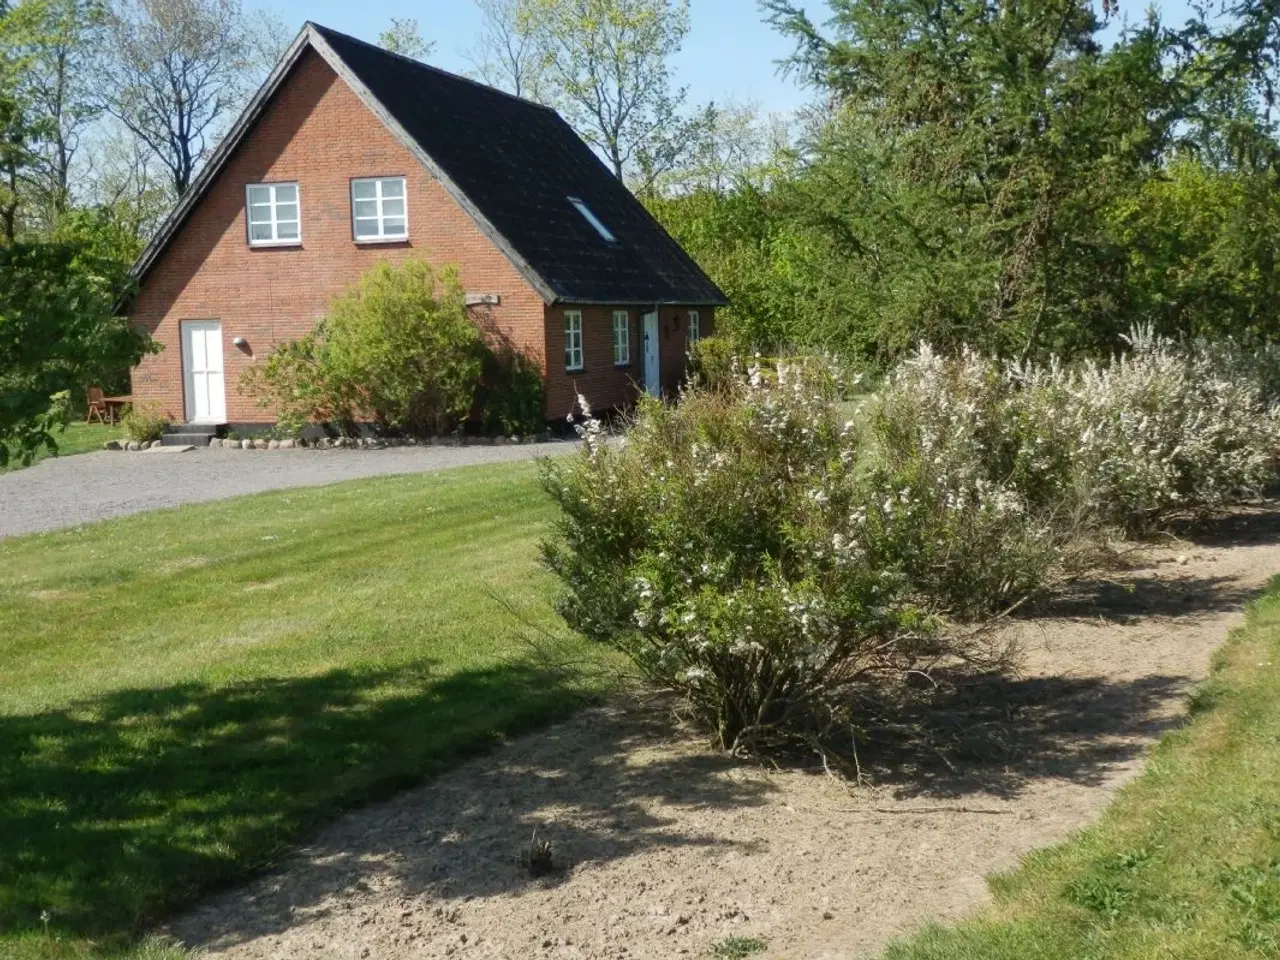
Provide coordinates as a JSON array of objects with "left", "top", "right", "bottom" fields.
[
  {"left": 351, "top": 176, "right": 409, "bottom": 243},
  {"left": 565, "top": 311, "right": 584, "bottom": 372},
  {"left": 245, "top": 182, "right": 301, "bottom": 247},
  {"left": 569, "top": 196, "right": 616, "bottom": 242},
  {"left": 688, "top": 310, "right": 701, "bottom": 344},
  {"left": 612, "top": 310, "right": 630, "bottom": 366}
]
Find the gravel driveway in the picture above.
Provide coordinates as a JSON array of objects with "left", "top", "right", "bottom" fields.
[{"left": 0, "top": 442, "right": 574, "bottom": 540}]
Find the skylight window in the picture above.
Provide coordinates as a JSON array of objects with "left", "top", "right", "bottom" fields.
[{"left": 569, "top": 197, "right": 616, "bottom": 242}]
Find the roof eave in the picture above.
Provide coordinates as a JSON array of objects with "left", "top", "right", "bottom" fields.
[{"left": 551, "top": 295, "right": 730, "bottom": 307}]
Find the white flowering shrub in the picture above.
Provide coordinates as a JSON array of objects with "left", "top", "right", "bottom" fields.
[
  {"left": 865, "top": 347, "right": 1067, "bottom": 618},
  {"left": 1065, "top": 328, "right": 1280, "bottom": 529},
  {"left": 541, "top": 369, "right": 945, "bottom": 754},
  {"left": 542, "top": 333, "right": 1280, "bottom": 758}
]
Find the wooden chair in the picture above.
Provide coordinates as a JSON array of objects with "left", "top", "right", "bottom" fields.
[{"left": 85, "top": 386, "right": 107, "bottom": 425}]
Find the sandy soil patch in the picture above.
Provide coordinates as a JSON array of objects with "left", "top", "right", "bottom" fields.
[{"left": 170, "top": 506, "right": 1280, "bottom": 960}]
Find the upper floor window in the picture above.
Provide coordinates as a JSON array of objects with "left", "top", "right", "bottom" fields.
[
  {"left": 612, "top": 310, "right": 630, "bottom": 366},
  {"left": 688, "top": 310, "right": 701, "bottom": 344},
  {"left": 352, "top": 176, "right": 408, "bottom": 242},
  {"left": 246, "top": 183, "right": 299, "bottom": 246},
  {"left": 565, "top": 310, "right": 584, "bottom": 371},
  {"left": 569, "top": 196, "right": 615, "bottom": 242}
]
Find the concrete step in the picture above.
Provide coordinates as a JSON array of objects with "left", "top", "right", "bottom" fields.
[
  {"left": 164, "top": 422, "right": 218, "bottom": 436},
  {"left": 161, "top": 432, "right": 213, "bottom": 447}
]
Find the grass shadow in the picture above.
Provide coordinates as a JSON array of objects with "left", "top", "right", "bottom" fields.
[
  {"left": 0, "top": 658, "right": 595, "bottom": 947},
  {"left": 172, "top": 696, "right": 777, "bottom": 952}
]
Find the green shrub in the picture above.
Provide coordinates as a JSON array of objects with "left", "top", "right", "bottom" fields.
[
  {"left": 238, "top": 330, "right": 340, "bottom": 435},
  {"left": 480, "top": 346, "right": 546, "bottom": 435},
  {"left": 240, "top": 260, "right": 485, "bottom": 436},
  {"left": 324, "top": 260, "right": 482, "bottom": 434},
  {"left": 687, "top": 336, "right": 740, "bottom": 392},
  {"left": 121, "top": 402, "right": 169, "bottom": 443}
]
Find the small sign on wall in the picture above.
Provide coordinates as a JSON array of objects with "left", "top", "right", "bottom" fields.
[{"left": 465, "top": 293, "right": 501, "bottom": 306}]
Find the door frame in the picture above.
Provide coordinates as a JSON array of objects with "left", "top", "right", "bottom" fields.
[
  {"left": 180, "top": 319, "right": 227, "bottom": 424},
  {"left": 641, "top": 310, "right": 660, "bottom": 397}
]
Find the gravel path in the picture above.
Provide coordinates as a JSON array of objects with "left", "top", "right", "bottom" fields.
[{"left": 0, "top": 443, "right": 573, "bottom": 539}]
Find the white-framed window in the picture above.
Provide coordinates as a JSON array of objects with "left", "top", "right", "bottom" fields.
[
  {"left": 688, "top": 310, "right": 701, "bottom": 344},
  {"left": 351, "top": 176, "right": 408, "bottom": 242},
  {"left": 246, "top": 182, "right": 300, "bottom": 246},
  {"left": 565, "top": 311, "right": 584, "bottom": 371},
  {"left": 612, "top": 310, "right": 630, "bottom": 366},
  {"left": 569, "top": 196, "right": 616, "bottom": 242}
]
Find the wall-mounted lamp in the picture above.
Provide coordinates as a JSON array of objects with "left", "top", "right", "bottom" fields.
[{"left": 232, "top": 336, "right": 248, "bottom": 347}]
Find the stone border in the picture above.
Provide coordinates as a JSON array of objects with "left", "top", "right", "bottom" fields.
[
  {"left": 209, "top": 435, "right": 546, "bottom": 450},
  {"left": 104, "top": 435, "right": 550, "bottom": 452}
]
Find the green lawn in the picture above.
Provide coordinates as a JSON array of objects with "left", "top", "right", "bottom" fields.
[
  {"left": 883, "top": 576, "right": 1280, "bottom": 960},
  {"left": 0, "top": 460, "right": 608, "bottom": 959},
  {"left": 2, "top": 421, "right": 127, "bottom": 473}
]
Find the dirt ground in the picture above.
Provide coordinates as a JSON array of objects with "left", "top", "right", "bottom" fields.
[{"left": 171, "top": 506, "right": 1280, "bottom": 960}]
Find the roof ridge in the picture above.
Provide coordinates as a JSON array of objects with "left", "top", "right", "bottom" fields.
[{"left": 304, "top": 21, "right": 558, "bottom": 115}]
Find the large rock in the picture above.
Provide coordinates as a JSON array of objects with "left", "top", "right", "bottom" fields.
[
  {"left": 280, "top": 438, "right": 295, "bottom": 449},
  {"left": 103, "top": 439, "right": 123, "bottom": 451},
  {"left": 241, "top": 439, "right": 254, "bottom": 450}
]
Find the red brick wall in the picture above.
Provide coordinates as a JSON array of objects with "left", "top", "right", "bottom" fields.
[
  {"left": 130, "top": 49, "right": 548, "bottom": 424},
  {"left": 543, "top": 304, "right": 714, "bottom": 420}
]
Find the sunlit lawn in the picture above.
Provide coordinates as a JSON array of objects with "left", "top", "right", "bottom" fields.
[
  {"left": 0, "top": 460, "right": 609, "bottom": 959},
  {"left": 884, "top": 576, "right": 1280, "bottom": 960},
  {"left": 1, "top": 421, "right": 127, "bottom": 473}
]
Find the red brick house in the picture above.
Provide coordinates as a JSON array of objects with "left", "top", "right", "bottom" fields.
[{"left": 127, "top": 22, "right": 726, "bottom": 435}]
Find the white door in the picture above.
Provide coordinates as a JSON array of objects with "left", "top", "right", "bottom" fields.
[
  {"left": 181, "top": 320, "right": 226, "bottom": 423},
  {"left": 642, "top": 311, "right": 660, "bottom": 397}
]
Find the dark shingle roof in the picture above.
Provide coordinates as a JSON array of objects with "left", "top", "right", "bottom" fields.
[{"left": 132, "top": 22, "right": 727, "bottom": 307}]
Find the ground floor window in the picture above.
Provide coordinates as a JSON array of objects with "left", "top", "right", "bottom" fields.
[
  {"left": 689, "top": 310, "right": 701, "bottom": 344},
  {"left": 565, "top": 311, "right": 584, "bottom": 371},
  {"left": 612, "top": 310, "right": 630, "bottom": 366}
]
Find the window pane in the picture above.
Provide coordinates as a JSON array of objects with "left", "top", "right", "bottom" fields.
[
  {"left": 247, "top": 185, "right": 270, "bottom": 204},
  {"left": 353, "top": 199, "right": 378, "bottom": 219},
  {"left": 275, "top": 203, "right": 298, "bottom": 221},
  {"left": 248, "top": 204, "right": 273, "bottom": 223},
  {"left": 275, "top": 184, "right": 297, "bottom": 202},
  {"left": 249, "top": 223, "right": 274, "bottom": 241},
  {"left": 380, "top": 178, "right": 404, "bottom": 198},
  {"left": 381, "top": 198, "right": 405, "bottom": 217},
  {"left": 354, "top": 218, "right": 380, "bottom": 237},
  {"left": 352, "top": 180, "right": 377, "bottom": 199},
  {"left": 276, "top": 222, "right": 299, "bottom": 240},
  {"left": 382, "top": 217, "right": 406, "bottom": 234}
]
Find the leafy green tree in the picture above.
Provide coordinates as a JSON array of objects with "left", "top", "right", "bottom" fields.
[
  {"left": 763, "top": 0, "right": 1182, "bottom": 360},
  {"left": 0, "top": 239, "right": 154, "bottom": 465},
  {"left": 378, "top": 17, "right": 433, "bottom": 60},
  {"left": 520, "top": 0, "right": 696, "bottom": 183},
  {"left": 2, "top": 0, "right": 105, "bottom": 224},
  {"left": 1109, "top": 157, "right": 1280, "bottom": 341}
]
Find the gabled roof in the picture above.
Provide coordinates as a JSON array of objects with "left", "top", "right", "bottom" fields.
[{"left": 131, "top": 22, "right": 728, "bottom": 307}]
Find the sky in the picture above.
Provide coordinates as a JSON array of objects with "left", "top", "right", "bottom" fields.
[{"left": 256, "top": 0, "right": 1202, "bottom": 118}]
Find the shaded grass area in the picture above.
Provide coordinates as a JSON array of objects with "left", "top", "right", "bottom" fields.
[
  {"left": 0, "top": 461, "right": 608, "bottom": 958},
  {"left": 1, "top": 421, "right": 126, "bottom": 473},
  {"left": 884, "top": 575, "right": 1280, "bottom": 960}
]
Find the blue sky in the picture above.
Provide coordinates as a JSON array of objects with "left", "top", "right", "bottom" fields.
[{"left": 256, "top": 0, "right": 1200, "bottom": 116}]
